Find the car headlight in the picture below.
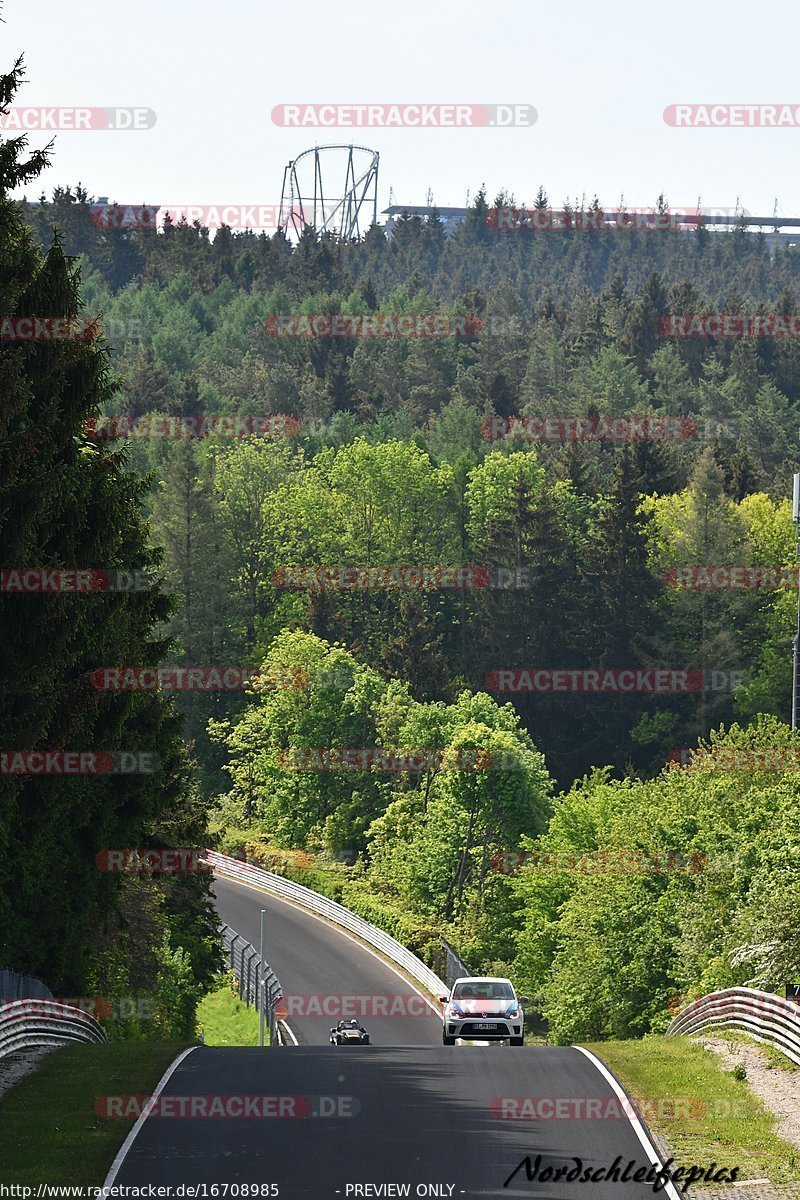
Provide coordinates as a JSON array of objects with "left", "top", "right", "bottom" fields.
[
  {"left": 506, "top": 1006, "right": 519, "bottom": 1018},
  {"left": 448, "top": 1003, "right": 464, "bottom": 1018}
]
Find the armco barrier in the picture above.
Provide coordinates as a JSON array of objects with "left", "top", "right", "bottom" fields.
[
  {"left": 0, "top": 999, "right": 107, "bottom": 1059},
  {"left": 206, "top": 850, "right": 446, "bottom": 998},
  {"left": 220, "top": 921, "right": 282, "bottom": 1044},
  {"left": 440, "top": 935, "right": 472, "bottom": 989},
  {"left": 0, "top": 968, "right": 53, "bottom": 1003},
  {"left": 221, "top": 922, "right": 282, "bottom": 1011},
  {"left": 668, "top": 987, "right": 800, "bottom": 1066}
]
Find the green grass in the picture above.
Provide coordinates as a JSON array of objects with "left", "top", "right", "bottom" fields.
[
  {"left": 0, "top": 1041, "right": 188, "bottom": 1185},
  {"left": 585, "top": 1035, "right": 800, "bottom": 1184},
  {"left": 196, "top": 980, "right": 262, "bottom": 1046}
]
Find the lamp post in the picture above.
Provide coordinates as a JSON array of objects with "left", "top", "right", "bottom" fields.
[{"left": 259, "top": 908, "right": 266, "bottom": 1048}]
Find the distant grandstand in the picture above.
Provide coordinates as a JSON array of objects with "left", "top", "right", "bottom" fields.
[
  {"left": 382, "top": 205, "right": 471, "bottom": 236},
  {"left": 382, "top": 203, "right": 800, "bottom": 249}
]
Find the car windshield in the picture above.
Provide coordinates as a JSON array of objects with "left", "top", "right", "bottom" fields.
[{"left": 453, "top": 982, "right": 514, "bottom": 1000}]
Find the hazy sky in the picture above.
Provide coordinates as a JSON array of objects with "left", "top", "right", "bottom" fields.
[{"left": 4, "top": 0, "right": 799, "bottom": 221}]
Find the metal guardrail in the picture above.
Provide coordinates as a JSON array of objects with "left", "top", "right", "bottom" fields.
[
  {"left": 667, "top": 987, "right": 800, "bottom": 1066},
  {"left": 0, "top": 968, "right": 53, "bottom": 1004},
  {"left": 208, "top": 850, "right": 447, "bottom": 998},
  {"left": 220, "top": 921, "right": 282, "bottom": 1045},
  {"left": 0, "top": 999, "right": 107, "bottom": 1060},
  {"left": 439, "top": 936, "right": 472, "bottom": 989}
]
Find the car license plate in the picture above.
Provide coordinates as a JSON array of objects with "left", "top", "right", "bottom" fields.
[{"left": 475, "top": 1022, "right": 498, "bottom": 1031}]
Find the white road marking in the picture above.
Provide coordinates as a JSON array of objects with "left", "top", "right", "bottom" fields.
[
  {"left": 573, "top": 1045, "right": 684, "bottom": 1200},
  {"left": 279, "top": 1018, "right": 298, "bottom": 1045},
  {"left": 102, "top": 1046, "right": 198, "bottom": 1188}
]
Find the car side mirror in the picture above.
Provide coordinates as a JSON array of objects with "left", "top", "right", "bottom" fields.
[
  {"left": 518, "top": 996, "right": 531, "bottom": 1006},
  {"left": 438, "top": 995, "right": 449, "bottom": 1003}
]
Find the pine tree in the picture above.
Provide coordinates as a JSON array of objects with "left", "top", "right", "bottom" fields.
[
  {"left": 149, "top": 440, "right": 242, "bottom": 789},
  {"left": 581, "top": 445, "right": 662, "bottom": 664},
  {"left": 459, "top": 187, "right": 491, "bottom": 245},
  {"left": 0, "top": 61, "right": 207, "bottom": 992},
  {"left": 423, "top": 207, "right": 446, "bottom": 257},
  {"left": 620, "top": 271, "right": 669, "bottom": 373}
]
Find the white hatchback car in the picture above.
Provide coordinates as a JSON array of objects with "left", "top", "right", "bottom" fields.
[{"left": 439, "top": 976, "right": 527, "bottom": 1045}]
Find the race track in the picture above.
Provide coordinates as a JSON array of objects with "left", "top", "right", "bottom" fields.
[
  {"left": 111, "top": 1044, "right": 676, "bottom": 1197},
  {"left": 212, "top": 874, "right": 442, "bottom": 1046},
  {"left": 105, "top": 873, "right": 681, "bottom": 1196}
]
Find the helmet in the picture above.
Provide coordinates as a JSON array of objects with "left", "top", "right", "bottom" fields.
[
  {"left": 350, "top": 1018, "right": 359, "bottom": 1028},
  {"left": 338, "top": 1019, "right": 347, "bottom": 1030}
]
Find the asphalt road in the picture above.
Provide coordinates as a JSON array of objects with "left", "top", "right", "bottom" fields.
[
  {"left": 109, "top": 876, "right": 681, "bottom": 1195},
  {"left": 212, "top": 874, "right": 443, "bottom": 1046},
  {"left": 111, "top": 1045, "right": 679, "bottom": 1197}
]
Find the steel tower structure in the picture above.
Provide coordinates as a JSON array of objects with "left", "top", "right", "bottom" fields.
[{"left": 279, "top": 145, "right": 379, "bottom": 240}]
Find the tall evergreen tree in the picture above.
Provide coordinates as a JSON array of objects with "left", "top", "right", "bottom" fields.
[
  {"left": 581, "top": 445, "right": 662, "bottom": 664},
  {"left": 0, "top": 61, "right": 212, "bottom": 992}
]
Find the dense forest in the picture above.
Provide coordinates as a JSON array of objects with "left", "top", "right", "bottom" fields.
[
  {"left": 7, "top": 107, "right": 800, "bottom": 1040},
  {"left": 20, "top": 185, "right": 800, "bottom": 781}
]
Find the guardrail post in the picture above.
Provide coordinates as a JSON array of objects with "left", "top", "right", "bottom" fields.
[
  {"left": 259, "top": 908, "right": 266, "bottom": 1048},
  {"left": 228, "top": 933, "right": 245, "bottom": 1000},
  {"left": 246, "top": 947, "right": 254, "bottom": 1006},
  {"left": 216, "top": 913, "right": 284, "bottom": 1048},
  {"left": 241, "top": 944, "right": 250, "bottom": 1003}
]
